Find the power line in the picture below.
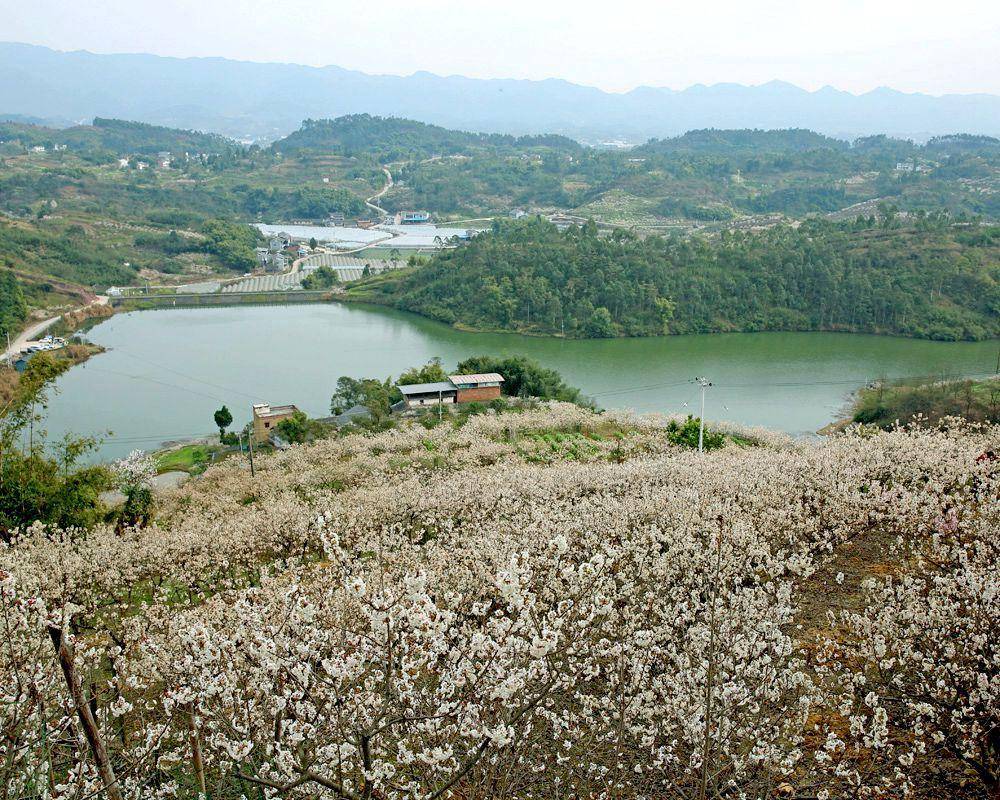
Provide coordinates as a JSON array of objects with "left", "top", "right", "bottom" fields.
[
  {"left": 85, "top": 366, "right": 230, "bottom": 404},
  {"left": 102, "top": 433, "right": 210, "bottom": 443},
  {"left": 591, "top": 379, "right": 694, "bottom": 398},
  {"left": 111, "top": 347, "right": 259, "bottom": 402}
]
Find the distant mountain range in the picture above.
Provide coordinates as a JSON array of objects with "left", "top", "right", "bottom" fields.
[{"left": 2, "top": 42, "right": 999, "bottom": 143}]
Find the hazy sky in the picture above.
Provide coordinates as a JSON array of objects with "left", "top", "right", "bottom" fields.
[{"left": 4, "top": 0, "right": 999, "bottom": 95}]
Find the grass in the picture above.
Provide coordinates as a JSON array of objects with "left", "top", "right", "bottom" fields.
[{"left": 155, "top": 443, "right": 221, "bottom": 474}]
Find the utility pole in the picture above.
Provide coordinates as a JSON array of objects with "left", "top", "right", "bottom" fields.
[
  {"left": 694, "top": 377, "right": 712, "bottom": 453},
  {"left": 438, "top": 388, "right": 443, "bottom": 422},
  {"left": 247, "top": 408, "right": 256, "bottom": 477}
]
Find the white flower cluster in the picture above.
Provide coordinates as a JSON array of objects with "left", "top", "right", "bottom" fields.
[
  {"left": 1, "top": 408, "right": 996, "bottom": 799},
  {"left": 110, "top": 449, "right": 157, "bottom": 494}
]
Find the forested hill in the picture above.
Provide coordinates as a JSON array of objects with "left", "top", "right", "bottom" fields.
[
  {"left": 634, "top": 128, "right": 849, "bottom": 155},
  {"left": 272, "top": 115, "right": 583, "bottom": 160},
  {"left": 632, "top": 129, "right": 1000, "bottom": 165},
  {"left": 353, "top": 217, "right": 1000, "bottom": 341},
  {"left": 0, "top": 118, "right": 241, "bottom": 160}
]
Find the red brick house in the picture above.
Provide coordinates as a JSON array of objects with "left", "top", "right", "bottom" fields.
[{"left": 447, "top": 373, "right": 505, "bottom": 403}]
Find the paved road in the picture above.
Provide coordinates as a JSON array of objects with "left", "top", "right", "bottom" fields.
[
  {"left": 3, "top": 296, "right": 109, "bottom": 361},
  {"left": 3, "top": 315, "right": 61, "bottom": 361}
]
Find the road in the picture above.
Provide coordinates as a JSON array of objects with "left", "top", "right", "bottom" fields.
[
  {"left": 3, "top": 296, "right": 109, "bottom": 362},
  {"left": 286, "top": 167, "right": 396, "bottom": 273},
  {"left": 3, "top": 315, "right": 61, "bottom": 361},
  {"left": 365, "top": 167, "right": 393, "bottom": 217}
]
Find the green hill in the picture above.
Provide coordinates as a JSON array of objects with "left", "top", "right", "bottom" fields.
[
  {"left": 634, "top": 127, "right": 849, "bottom": 155},
  {"left": 351, "top": 216, "right": 1000, "bottom": 341},
  {"left": 272, "top": 114, "right": 583, "bottom": 160},
  {"left": 0, "top": 117, "right": 241, "bottom": 160}
]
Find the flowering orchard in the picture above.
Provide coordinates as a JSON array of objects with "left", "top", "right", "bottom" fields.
[{"left": 1, "top": 404, "right": 998, "bottom": 799}]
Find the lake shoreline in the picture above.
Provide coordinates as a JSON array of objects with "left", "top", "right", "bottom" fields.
[
  {"left": 117, "top": 293, "right": 1000, "bottom": 345},
  {"left": 42, "top": 304, "right": 1000, "bottom": 462}
]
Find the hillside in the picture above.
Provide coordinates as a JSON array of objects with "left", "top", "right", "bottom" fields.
[
  {"left": 0, "top": 117, "right": 241, "bottom": 160},
  {"left": 2, "top": 404, "right": 998, "bottom": 798},
  {"left": 349, "top": 216, "right": 1000, "bottom": 340},
  {"left": 360, "top": 123, "right": 1000, "bottom": 221},
  {"left": 4, "top": 114, "right": 1000, "bottom": 227},
  {"left": 2, "top": 112, "right": 999, "bottom": 333},
  {"left": 3, "top": 42, "right": 1000, "bottom": 141}
]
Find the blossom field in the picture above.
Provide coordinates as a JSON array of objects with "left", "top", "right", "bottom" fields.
[{"left": 2, "top": 404, "right": 998, "bottom": 799}]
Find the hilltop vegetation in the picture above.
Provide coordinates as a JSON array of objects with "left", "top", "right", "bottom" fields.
[
  {"left": 352, "top": 216, "right": 1000, "bottom": 340},
  {"left": 388, "top": 126, "right": 1000, "bottom": 219},
  {"left": 2, "top": 403, "right": 998, "bottom": 799},
  {"left": 273, "top": 114, "right": 583, "bottom": 160},
  {"left": 636, "top": 127, "right": 850, "bottom": 154},
  {"left": 0, "top": 117, "right": 241, "bottom": 162}
]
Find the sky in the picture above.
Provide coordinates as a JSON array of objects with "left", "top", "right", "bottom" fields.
[{"left": 3, "top": 0, "right": 999, "bottom": 95}]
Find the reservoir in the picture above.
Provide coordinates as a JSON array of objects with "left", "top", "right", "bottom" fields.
[{"left": 42, "top": 303, "right": 999, "bottom": 462}]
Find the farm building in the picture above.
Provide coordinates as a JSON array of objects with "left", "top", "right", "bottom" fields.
[
  {"left": 395, "top": 373, "right": 505, "bottom": 408},
  {"left": 448, "top": 373, "right": 504, "bottom": 403},
  {"left": 397, "top": 381, "right": 458, "bottom": 409}
]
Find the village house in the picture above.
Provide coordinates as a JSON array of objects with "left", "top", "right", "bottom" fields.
[
  {"left": 397, "top": 381, "right": 458, "bottom": 409},
  {"left": 265, "top": 252, "right": 287, "bottom": 272},
  {"left": 252, "top": 403, "right": 300, "bottom": 444},
  {"left": 396, "top": 373, "right": 505, "bottom": 409},
  {"left": 448, "top": 373, "right": 504, "bottom": 402},
  {"left": 547, "top": 213, "right": 586, "bottom": 231}
]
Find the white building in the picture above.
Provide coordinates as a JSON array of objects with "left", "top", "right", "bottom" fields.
[{"left": 397, "top": 381, "right": 458, "bottom": 408}]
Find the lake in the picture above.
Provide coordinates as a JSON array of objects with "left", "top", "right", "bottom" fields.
[{"left": 42, "top": 303, "right": 999, "bottom": 462}]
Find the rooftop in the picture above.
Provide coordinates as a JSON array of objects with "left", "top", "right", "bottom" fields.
[
  {"left": 253, "top": 403, "right": 299, "bottom": 418},
  {"left": 448, "top": 373, "right": 505, "bottom": 385},
  {"left": 397, "top": 381, "right": 457, "bottom": 395}
]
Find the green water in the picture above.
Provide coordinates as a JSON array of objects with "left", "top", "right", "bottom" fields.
[{"left": 42, "top": 303, "right": 999, "bottom": 461}]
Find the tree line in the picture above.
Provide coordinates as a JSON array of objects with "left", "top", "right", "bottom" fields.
[{"left": 358, "top": 216, "right": 1000, "bottom": 341}]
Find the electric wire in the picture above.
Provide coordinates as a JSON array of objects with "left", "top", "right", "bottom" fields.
[{"left": 110, "top": 347, "right": 260, "bottom": 401}]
